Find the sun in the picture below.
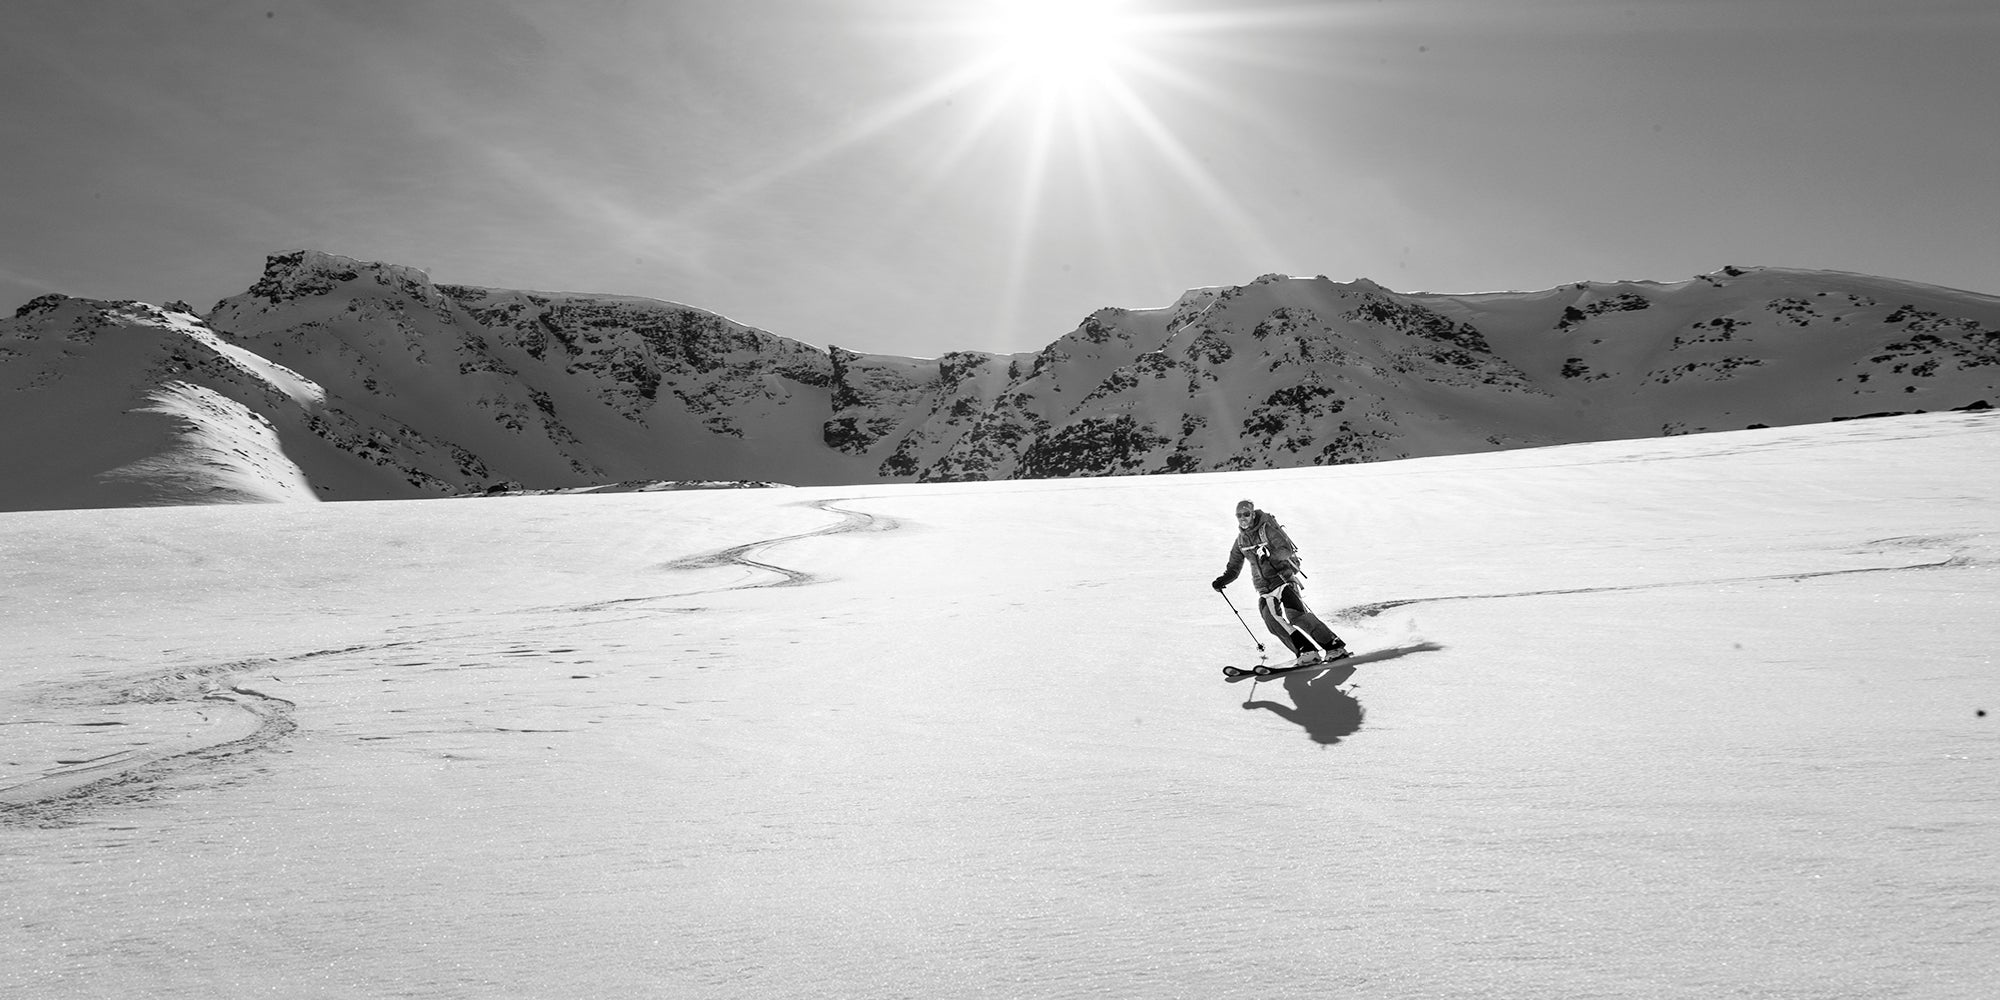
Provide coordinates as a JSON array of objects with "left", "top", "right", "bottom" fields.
[
  {"left": 976, "top": 0, "right": 1146, "bottom": 101},
  {"left": 689, "top": 0, "right": 1317, "bottom": 341}
]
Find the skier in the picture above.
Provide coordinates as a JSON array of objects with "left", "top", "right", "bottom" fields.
[{"left": 1212, "top": 499, "right": 1348, "bottom": 667}]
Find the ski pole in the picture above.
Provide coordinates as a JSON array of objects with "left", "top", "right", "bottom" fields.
[{"left": 1218, "top": 590, "right": 1266, "bottom": 654}]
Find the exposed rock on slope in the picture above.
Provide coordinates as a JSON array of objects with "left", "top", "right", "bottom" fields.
[
  {"left": 4, "top": 251, "right": 1995, "bottom": 510},
  {"left": 203, "top": 250, "right": 868, "bottom": 499},
  {"left": 1, "top": 296, "right": 325, "bottom": 510}
]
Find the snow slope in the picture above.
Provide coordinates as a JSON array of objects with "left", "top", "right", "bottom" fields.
[
  {"left": 0, "top": 296, "right": 327, "bottom": 510},
  {"left": 4, "top": 410, "right": 1995, "bottom": 998}
]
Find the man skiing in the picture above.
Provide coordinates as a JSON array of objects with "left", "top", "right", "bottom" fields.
[{"left": 1212, "top": 499, "right": 1348, "bottom": 667}]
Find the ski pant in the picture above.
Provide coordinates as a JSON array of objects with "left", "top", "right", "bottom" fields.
[{"left": 1258, "top": 583, "right": 1342, "bottom": 655}]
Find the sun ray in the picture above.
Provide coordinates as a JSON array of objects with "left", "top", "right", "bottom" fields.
[
  {"left": 693, "top": 0, "right": 1376, "bottom": 344},
  {"left": 895, "top": 0, "right": 1312, "bottom": 339},
  {"left": 672, "top": 57, "right": 1001, "bottom": 222},
  {"left": 879, "top": 69, "right": 1031, "bottom": 230},
  {"left": 1094, "top": 70, "right": 1289, "bottom": 267},
  {"left": 1063, "top": 89, "right": 1119, "bottom": 263},
  {"left": 991, "top": 81, "right": 1069, "bottom": 343}
]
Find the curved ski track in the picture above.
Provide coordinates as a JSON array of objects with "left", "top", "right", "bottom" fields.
[
  {"left": 7, "top": 511, "right": 1971, "bottom": 817},
  {"left": 0, "top": 658, "right": 300, "bottom": 827},
  {"left": 657, "top": 498, "right": 897, "bottom": 590},
  {"left": 0, "top": 500, "right": 894, "bottom": 825}
]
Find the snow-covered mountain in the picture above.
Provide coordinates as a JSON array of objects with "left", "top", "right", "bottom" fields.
[
  {"left": 898, "top": 267, "right": 1998, "bottom": 480},
  {"left": 3, "top": 252, "right": 873, "bottom": 511},
  {"left": 209, "top": 250, "right": 867, "bottom": 495},
  {"left": 0, "top": 295, "right": 330, "bottom": 510},
  {"left": 4, "top": 251, "right": 1996, "bottom": 510}
]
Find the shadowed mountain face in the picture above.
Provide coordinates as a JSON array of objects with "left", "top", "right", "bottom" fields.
[{"left": 4, "top": 251, "right": 1996, "bottom": 510}]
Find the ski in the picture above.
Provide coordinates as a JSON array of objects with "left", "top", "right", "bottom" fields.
[
  {"left": 1222, "top": 649, "right": 1350, "bottom": 682},
  {"left": 1222, "top": 663, "right": 1306, "bottom": 682}
]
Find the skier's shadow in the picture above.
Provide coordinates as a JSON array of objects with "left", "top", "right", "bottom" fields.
[{"left": 1241, "top": 642, "right": 1444, "bottom": 746}]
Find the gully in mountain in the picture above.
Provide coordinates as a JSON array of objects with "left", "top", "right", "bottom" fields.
[{"left": 1212, "top": 499, "right": 1348, "bottom": 667}]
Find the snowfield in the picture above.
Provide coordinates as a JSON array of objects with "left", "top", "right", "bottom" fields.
[{"left": 4, "top": 411, "right": 1996, "bottom": 999}]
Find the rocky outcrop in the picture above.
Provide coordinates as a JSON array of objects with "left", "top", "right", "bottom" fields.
[
  {"left": 202, "top": 251, "right": 861, "bottom": 497},
  {"left": 5, "top": 253, "right": 1996, "bottom": 510}
]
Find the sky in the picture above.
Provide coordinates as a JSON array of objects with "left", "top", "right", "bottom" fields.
[{"left": 3, "top": 0, "right": 1996, "bottom": 358}]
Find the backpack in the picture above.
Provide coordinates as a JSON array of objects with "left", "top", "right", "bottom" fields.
[{"left": 1250, "top": 516, "right": 1306, "bottom": 581}]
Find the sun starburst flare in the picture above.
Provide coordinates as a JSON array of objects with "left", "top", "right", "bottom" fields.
[{"left": 681, "top": 1, "right": 1368, "bottom": 343}]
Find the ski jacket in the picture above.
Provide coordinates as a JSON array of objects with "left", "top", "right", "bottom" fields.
[{"left": 1217, "top": 510, "right": 1302, "bottom": 595}]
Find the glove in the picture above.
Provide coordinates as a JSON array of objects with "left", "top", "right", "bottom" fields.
[{"left": 1211, "top": 576, "right": 1228, "bottom": 591}]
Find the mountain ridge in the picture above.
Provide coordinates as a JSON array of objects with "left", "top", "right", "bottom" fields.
[{"left": 2, "top": 250, "right": 1995, "bottom": 511}]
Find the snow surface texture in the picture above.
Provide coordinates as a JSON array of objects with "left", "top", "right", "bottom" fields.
[
  {"left": 3, "top": 410, "right": 1996, "bottom": 998},
  {"left": 5, "top": 251, "right": 1997, "bottom": 510}
]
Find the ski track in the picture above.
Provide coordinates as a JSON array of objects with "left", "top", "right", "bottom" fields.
[
  {"left": 0, "top": 636, "right": 526, "bottom": 825},
  {"left": 1339, "top": 550, "right": 1971, "bottom": 622},
  {"left": 538, "top": 498, "right": 898, "bottom": 615},
  {"left": 0, "top": 499, "right": 898, "bottom": 825},
  {"left": 5, "top": 503, "right": 1973, "bottom": 820},
  {"left": 1233, "top": 548, "right": 1955, "bottom": 744},
  {"left": 0, "top": 658, "right": 299, "bottom": 827},
  {"left": 1229, "top": 533, "right": 1985, "bottom": 745},
  {"left": 656, "top": 498, "right": 897, "bottom": 589}
]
